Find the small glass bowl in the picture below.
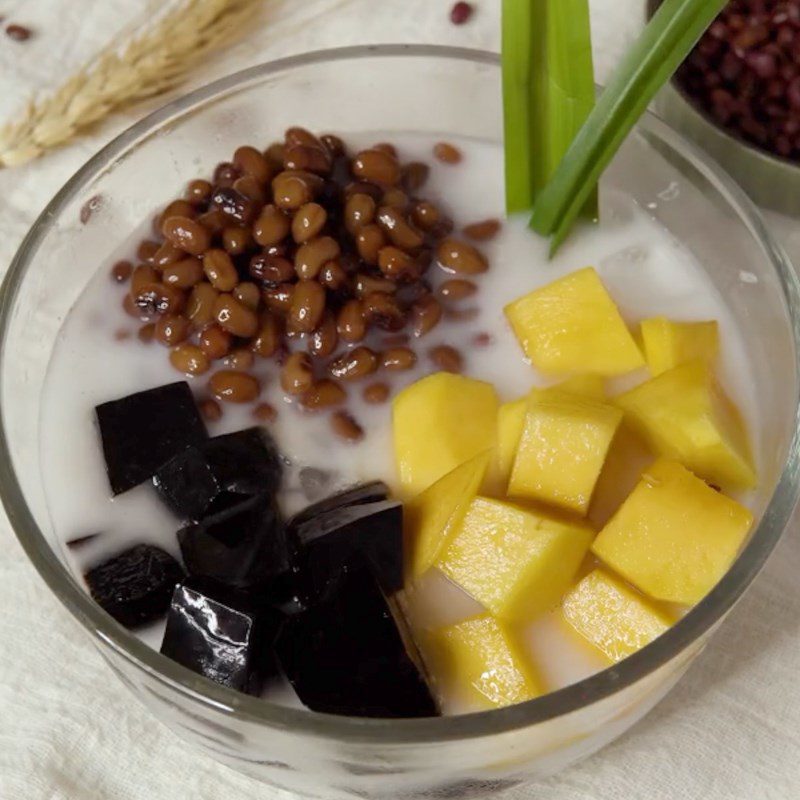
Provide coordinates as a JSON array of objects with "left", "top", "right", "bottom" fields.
[{"left": 1, "top": 46, "right": 799, "bottom": 800}]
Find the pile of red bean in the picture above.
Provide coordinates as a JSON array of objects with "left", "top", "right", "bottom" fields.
[
  {"left": 113, "top": 127, "right": 496, "bottom": 441},
  {"left": 675, "top": 0, "right": 800, "bottom": 159}
]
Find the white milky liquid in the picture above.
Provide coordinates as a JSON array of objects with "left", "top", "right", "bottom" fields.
[{"left": 39, "top": 134, "right": 759, "bottom": 712}]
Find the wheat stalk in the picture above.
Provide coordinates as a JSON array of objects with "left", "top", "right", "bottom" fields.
[{"left": 0, "top": 0, "right": 263, "bottom": 168}]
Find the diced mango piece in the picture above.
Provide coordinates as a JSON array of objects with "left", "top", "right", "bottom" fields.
[
  {"left": 539, "top": 374, "right": 606, "bottom": 401},
  {"left": 493, "top": 376, "right": 607, "bottom": 492},
  {"left": 426, "top": 614, "right": 543, "bottom": 708},
  {"left": 438, "top": 497, "right": 594, "bottom": 621},
  {"left": 393, "top": 373, "right": 498, "bottom": 497},
  {"left": 508, "top": 394, "right": 623, "bottom": 515},
  {"left": 592, "top": 459, "right": 754, "bottom": 605},
  {"left": 615, "top": 360, "right": 756, "bottom": 490},
  {"left": 503, "top": 267, "right": 644, "bottom": 376},
  {"left": 406, "top": 452, "right": 491, "bottom": 579},
  {"left": 640, "top": 316, "right": 719, "bottom": 377},
  {"left": 561, "top": 568, "right": 673, "bottom": 662}
]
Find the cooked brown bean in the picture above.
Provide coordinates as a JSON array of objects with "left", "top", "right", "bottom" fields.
[
  {"left": 199, "top": 324, "right": 233, "bottom": 360},
  {"left": 137, "top": 240, "right": 159, "bottom": 263},
  {"left": 436, "top": 238, "right": 488, "bottom": 274},
  {"left": 429, "top": 344, "right": 463, "bottom": 372},
  {"left": 264, "top": 142, "right": 285, "bottom": 170},
  {"left": 295, "top": 236, "right": 340, "bottom": 280},
  {"left": 162, "top": 216, "right": 211, "bottom": 256},
  {"left": 337, "top": 299, "right": 366, "bottom": 343},
  {"left": 170, "top": 344, "right": 210, "bottom": 376},
  {"left": 214, "top": 294, "right": 259, "bottom": 337},
  {"left": 355, "top": 273, "right": 396, "bottom": 297},
  {"left": 233, "top": 175, "right": 266, "bottom": 204},
  {"left": 376, "top": 206, "right": 424, "bottom": 250},
  {"left": 138, "top": 323, "right": 156, "bottom": 343},
  {"left": 330, "top": 411, "right": 364, "bottom": 443},
  {"left": 213, "top": 162, "right": 240, "bottom": 187},
  {"left": 372, "top": 142, "right": 398, "bottom": 159},
  {"left": 123, "top": 294, "right": 152, "bottom": 320},
  {"left": 162, "top": 257, "right": 204, "bottom": 288},
  {"left": 300, "top": 379, "right": 346, "bottom": 410},
  {"left": 249, "top": 254, "right": 295, "bottom": 286},
  {"left": 284, "top": 144, "right": 331, "bottom": 175},
  {"left": 344, "top": 193, "right": 376, "bottom": 235},
  {"left": 253, "top": 402, "right": 277, "bottom": 422},
  {"left": 211, "top": 187, "right": 258, "bottom": 225},
  {"left": 328, "top": 346, "right": 378, "bottom": 381},
  {"left": 209, "top": 370, "right": 260, "bottom": 403},
  {"left": 226, "top": 348, "right": 255, "bottom": 371},
  {"left": 377, "top": 246, "right": 419, "bottom": 281},
  {"left": 186, "top": 283, "right": 219, "bottom": 328},
  {"left": 250, "top": 313, "right": 282, "bottom": 357},
  {"left": 363, "top": 291, "right": 405, "bottom": 331},
  {"left": 281, "top": 352, "right": 315, "bottom": 395},
  {"left": 411, "top": 295, "right": 443, "bottom": 337},
  {"left": 262, "top": 283, "right": 295, "bottom": 315},
  {"left": 352, "top": 148, "right": 401, "bottom": 186},
  {"left": 307, "top": 311, "right": 338, "bottom": 358},
  {"left": 320, "top": 134, "right": 345, "bottom": 157},
  {"left": 152, "top": 241, "right": 185, "bottom": 269},
  {"left": 344, "top": 181, "right": 383, "bottom": 202},
  {"left": 285, "top": 126, "right": 323, "bottom": 149},
  {"left": 155, "top": 314, "right": 190, "bottom": 346},
  {"left": 319, "top": 260, "right": 348, "bottom": 291},
  {"left": 381, "top": 333, "right": 410, "bottom": 347},
  {"left": 444, "top": 307, "right": 480, "bottom": 322},
  {"left": 222, "top": 225, "right": 253, "bottom": 255},
  {"left": 433, "top": 142, "right": 462, "bottom": 164},
  {"left": 292, "top": 202, "right": 327, "bottom": 243},
  {"left": 472, "top": 332, "right": 493, "bottom": 348},
  {"left": 253, "top": 204, "right": 290, "bottom": 246},
  {"left": 289, "top": 280, "right": 326, "bottom": 333},
  {"left": 233, "top": 145, "right": 273, "bottom": 184},
  {"left": 233, "top": 281, "right": 260, "bottom": 311},
  {"left": 381, "top": 346, "right": 417, "bottom": 371},
  {"left": 186, "top": 179, "right": 212, "bottom": 204},
  {"left": 200, "top": 399, "right": 223, "bottom": 422},
  {"left": 134, "top": 283, "right": 185, "bottom": 316},
  {"left": 272, "top": 170, "right": 323, "bottom": 210},
  {"left": 411, "top": 200, "right": 442, "bottom": 230},
  {"left": 112, "top": 329, "right": 128, "bottom": 343},
  {"left": 111, "top": 260, "right": 133, "bottom": 283},
  {"left": 197, "top": 208, "right": 228, "bottom": 235},
  {"left": 363, "top": 382, "right": 390, "bottom": 404},
  {"left": 402, "top": 162, "right": 430, "bottom": 192},
  {"left": 131, "top": 264, "right": 159, "bottom": 295},
  {"left": 463, "top": 218, "right": 501, "bottom": 241},
  {"left": 159, "top": 200, "right": 197, "bottom": 230},
  {"left": 381, "top": 188, "right": 409, "bottom": 211},
  {"left": 438, "top": 278, "right": 477, "bottom": 301},
  {"left": 355, "top": 224, "right": 386, "bottom": 265},
  {"left": 203, "top": 249, "right": 239, "bottom": 292}
]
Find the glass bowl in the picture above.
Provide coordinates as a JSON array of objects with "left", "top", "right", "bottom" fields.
[{"left": 1, "top": 46, "right": 799, "bottom": 800}]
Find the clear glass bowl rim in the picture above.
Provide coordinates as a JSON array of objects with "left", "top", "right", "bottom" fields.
[{"left": 1, "top": 44, "right": 799, "bottom": 745}]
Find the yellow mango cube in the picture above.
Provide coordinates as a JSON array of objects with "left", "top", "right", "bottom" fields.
[
  {"left": 438, "top": 497, "right": 594, "bottom": 621},
  {"left": 493, "top": 376, "right": 607, "bottom": 492},
  {"left": 561, "top": 568, "right": 673, "bottom": 662},
  {"left": 503, "top": 267, "right": 644, "bottom": 376},
  {"left": 508, "top": 394, "right": 623, "bottom": 515},
  {"left": 426, "top": 614, "right": 543, "bottom": 709},
  {"left": 615, "top": 360, "right": 756, "bottom": 490},
  {"left": 393, "top": 373, "right": 498, "bottom": 497},
  {"left": 592, "top": 459, "right": 754, "bottom": 605},
  {"left": 640, "top": 316, "right": 719, "bottom": 376},
  {"left": 406, "top": 452, "right": 490, "bottom": 579}
]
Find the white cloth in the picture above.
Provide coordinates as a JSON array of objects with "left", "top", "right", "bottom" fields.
[{"left": 0, "top": 2, "right": 798, "bottom": 798}]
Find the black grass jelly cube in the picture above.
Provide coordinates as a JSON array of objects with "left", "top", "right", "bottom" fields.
[
  {"left": 153, "top": 427, "right": 283, "bottom": 521},
  {"left": 289, "top": 480, "right": 388, "bottom": 527},
  {"left": 95, "top": 382, "right": 207, "bottom": 495},
  {"left": 84, "top": 544, "right": 185, "bottom": 629},
  {"left": 275, "top": 563, "right": 437, "bottom": 718},
  {"left": 178, "top": 492, "right": 293, "bottom": 589},
  {"left": 160, "top": 578, "right": 283, "bottom": 695}
]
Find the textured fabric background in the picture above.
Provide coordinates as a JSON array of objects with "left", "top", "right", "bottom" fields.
[{"left": 0, "top": 2, "right": 798, "bottom": 798}]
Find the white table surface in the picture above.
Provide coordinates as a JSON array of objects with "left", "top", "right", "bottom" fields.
[{"left": 0, "top": 2, "right": 798, "bottom": 798}]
